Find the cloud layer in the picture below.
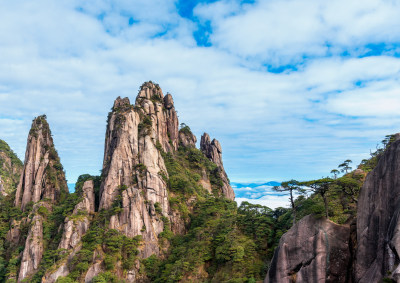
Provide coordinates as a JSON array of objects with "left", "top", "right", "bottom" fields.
[{"left": 0, "top": 0, "right": 399, "bottom": 193}]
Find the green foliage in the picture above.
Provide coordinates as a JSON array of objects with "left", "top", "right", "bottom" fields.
[
  {"left": 65, "top": 212, "right": 142, "bottom": 281},
  {"left": 154, "top": 202, "right": 162, "bottom": 214},
  {"left": 151, "top": 93, "right": 163, "bottom": 103},
  {"left": 0, "top": 140, "right": 22, "bottom": 168},
  {"left": 92, "top": 271, "right": 121, "bottom": 283},
  {"left": 148, "top": 197, "right": 266, "bottom": 282},
  {"left": 179, "top": 123, "right": 192, "bottom": 136},
  {"left": 55, "top": 277, "right": 77, "bottom": 283},
  {"left": 0, "top": 139, "right": 23, "bottom": 193},
  {"left": 37, "top": 206, "right": 49, "bottom": 217},
  {"left": 138, "top": 115, "right": 152, "bottom": 135}
]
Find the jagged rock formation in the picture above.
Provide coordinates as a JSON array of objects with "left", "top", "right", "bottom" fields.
[
  {"left": 265, "top": 215, "right": 351, "bottom": 283},
  {"left": 99, "top": 92, "right": 171, "bottom": 258},
  {"left": 137, "top": 82, "right": 179, "bottom": 153},
  {"left": 355, "top": 134, "right": 400, "bottom": 282},
  {"left": 99, "top": 82, "right": 234, "bottom": 260},
  {"left": 14, "top": 116, "right": 68, "bottom": 282},
  {"left": 200, "top": 133, "right": 235, "bottom": 200},
  {"left": 15, "top": 115, "right": 68, "bottom": 211},
  {"left": 0, "top": 139, "right": 23, "bottom": 195}
]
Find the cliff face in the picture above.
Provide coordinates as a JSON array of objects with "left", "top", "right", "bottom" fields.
[
  {"left": 355, "top": 135, "right": 400, "bottom": 282},
  {"left": 19, "top": 211, "right": 44, "bottom": 281},
  {"left": 15, "top": 115, "right": 68, "bottom": 211},
  {"left": 0, "top": 139, "right": 23, "bottom": 195},
  {"left": 99, "top": 93, "right": 171, "bottom": 258},
  {"left": 265, "top": 215, "right": 351, "bottom": 283},
  {"left": 200, "top": 133, "right": 235, "bottom": 200},
  {"left": 14, "top": 116, "right": 68, "bottom": 282}
]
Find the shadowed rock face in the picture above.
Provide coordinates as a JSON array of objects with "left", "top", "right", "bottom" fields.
[
  {"left": 200, "top": 133, "right": 235, "bottom": 200},
  {"left": 355, "top": 135, "right": 400, "bottom": 282},
  {"left": 265, "top": 215, "right": 351, "bottom": 283}
]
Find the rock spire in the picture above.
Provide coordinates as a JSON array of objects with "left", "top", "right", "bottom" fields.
[
  {"left": 15, "top": 115, "right": 68, "bottom": 282},
  {"left": 200, "top": 133, "right": 235, "bottom": 200},
  {"left": 99, "top": 84, "right": 173, "bottom": 257},
  {"left": 15, "top": 115, "right": 68, "bottom": 210}
]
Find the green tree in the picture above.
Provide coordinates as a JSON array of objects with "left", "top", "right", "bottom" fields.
[
  {"left": 273, "top": 180, "right": 305, "bottom": 225},
  {"left": 338, "top": 159, "right": 352, "bottom": 174},
  {"left": 301, "top": 178, "right": 334, "bottom": 219},
  {"left": 330, "top": 169, "right": 340, "bottom": 179},
  {"left": 335, "top": 175, "right": 362, "bottom": 204}
]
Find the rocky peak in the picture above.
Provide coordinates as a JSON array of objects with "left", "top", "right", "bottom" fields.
[
  {"left": 113, "top": 96, "right": 131, "bottom": 110},
  {"left": 200, "top": 133, "right": 235, "bottom": 200},
  {"left": 135, "top": 81, "right": 179, "bottom": 152},
  {"left": 14, "top": 115, "right": 68, "bottom": 211},
  {"left": 100, "top": 91, "right": 172, "bottom": 258},
  {"left": 164, "top": 93, "right": 174, "bottom": 109},
  {"left": 200, "top": 133, "right": 223, "bottom": 167}
]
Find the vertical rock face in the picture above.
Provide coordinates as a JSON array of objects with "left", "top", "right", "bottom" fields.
[
  {"left": 100, "top": 86, "right": 173, "bottom": 257},
  {"left": 15, "top": 115, "right": 68, "bottom": 211},
  {"left": 18, "top": 210, "right": 44, "bottom": 282},
  {"left": 200, "top": 133, "right": 235, "bottom": 200},
  {"left": 163, "top": 93, "right": 179, "bottom": 151},
  {"left": 265, "top": 215, "right": 351, "bottom": 283},
  {"left": 15, "top": 116, "right": 68, "bottom": 282},
  {"left": 355, "top": 136, "right": 400, "bottom": 282}
]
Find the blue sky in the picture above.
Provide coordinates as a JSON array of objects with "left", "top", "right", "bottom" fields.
[{"left": 1, "top": 0, "right": 400, "bottom": 208}]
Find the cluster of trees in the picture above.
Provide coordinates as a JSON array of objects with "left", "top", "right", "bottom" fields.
[
  {"left": 143, "top": 198, "right": 285, "bottom": 282},
  {"left": 274, "top": 159, "right": 364, "bottom": 225}
]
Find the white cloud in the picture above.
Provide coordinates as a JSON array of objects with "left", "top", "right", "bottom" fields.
[
  {"left": 0, "top": 0, "right": 399, "bottom": 186},
  {"left": 195, "top": 0, "right": 400, "bottom": 64},
  {"left": 236, "top": 197, "right": 290, "bottom": 210}
]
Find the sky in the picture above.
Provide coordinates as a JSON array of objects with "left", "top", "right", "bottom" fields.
[{"left": 1, "top": 0, "right": 400, "bottom": 209}]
